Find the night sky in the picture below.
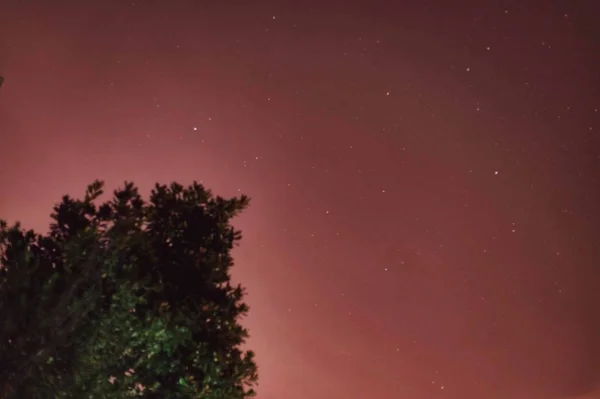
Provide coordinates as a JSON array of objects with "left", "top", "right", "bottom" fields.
[{"left": 1, "top": 1, "right": 600, "bottom": 398}]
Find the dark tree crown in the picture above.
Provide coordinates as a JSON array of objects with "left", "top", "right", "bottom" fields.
[{"left": 0, "top": 180, "right": 258, "bottom": 398}]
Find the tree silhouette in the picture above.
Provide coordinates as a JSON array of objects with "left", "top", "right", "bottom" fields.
[{"left": 0, "top": 180, "right": 258, "bottom": 398}]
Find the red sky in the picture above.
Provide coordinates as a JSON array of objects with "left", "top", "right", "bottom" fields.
[{"left": 1, "top": 1, "right": 600, "bottom": 398}]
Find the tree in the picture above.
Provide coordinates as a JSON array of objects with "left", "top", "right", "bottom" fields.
[{"left": 0, "top": 180, "right": 258, "bottom": 398}]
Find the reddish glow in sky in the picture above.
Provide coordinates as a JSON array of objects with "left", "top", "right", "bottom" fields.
[{"left": 1, "top": 1, "right": 600, "bottom": 398}]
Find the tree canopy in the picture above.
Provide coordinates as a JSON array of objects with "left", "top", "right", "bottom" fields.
[{"left": 0, "top": 180, "right": 258, "bottom": 398}]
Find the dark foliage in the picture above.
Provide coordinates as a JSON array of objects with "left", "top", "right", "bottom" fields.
[{"left": 0, "top": 180, "right": 258, "bottom": 398}]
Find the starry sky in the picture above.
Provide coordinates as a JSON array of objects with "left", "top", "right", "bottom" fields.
[{"left": 1, "top": 0, "right": 600, "bottom": 398}]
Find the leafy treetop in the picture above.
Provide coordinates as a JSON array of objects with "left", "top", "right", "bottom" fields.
[{"left": 0, "top": 180, "right": 258, "bottom": 398}]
